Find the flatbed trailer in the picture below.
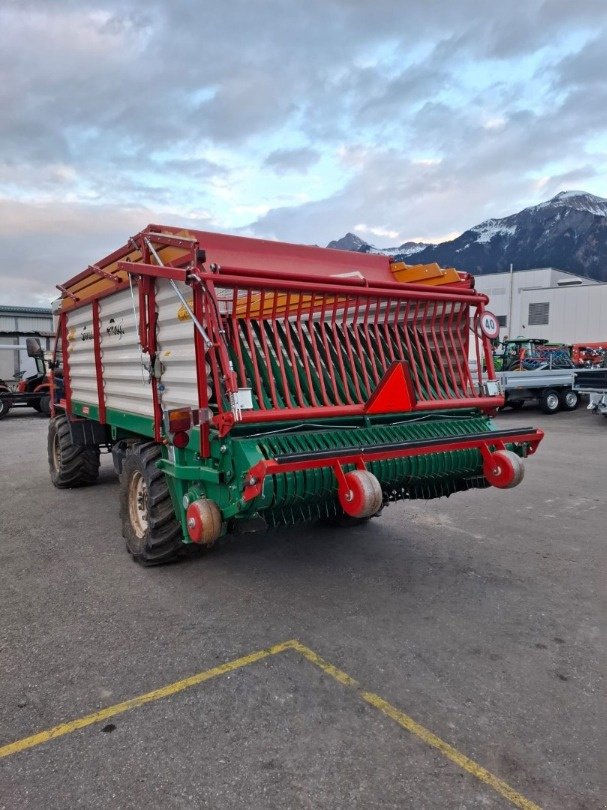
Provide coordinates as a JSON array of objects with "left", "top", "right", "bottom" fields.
[
  {"left": 496, "top": 368, "right": 579, "bottom": 414},
  {"left": 46, "top": 225, "right": 544, "bottom": 565},
  {"left": 574, "top": 368, "right": 607, "bottom": 418}
]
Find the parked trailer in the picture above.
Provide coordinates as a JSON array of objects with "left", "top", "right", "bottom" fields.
[
  {"left": 574, "top": 367, "right": 607, "bottom": 418},
  {"left": 47, "top": 226, "right": 543, "bottom": 564},
  {"left": 496, "top": 368, "right": 579, "bottom": 414}
]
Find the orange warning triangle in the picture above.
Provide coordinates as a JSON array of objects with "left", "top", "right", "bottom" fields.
[{"left": 364, "top": 361, "right": 416, "bottom": 414}]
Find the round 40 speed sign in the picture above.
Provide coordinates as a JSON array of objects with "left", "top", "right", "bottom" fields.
[{"left": 479, "top": 311, "right": 500, "bottom": 339}]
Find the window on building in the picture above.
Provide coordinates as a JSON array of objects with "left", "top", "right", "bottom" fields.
[
  {"left": 496, "top": 315, "right": 507, "bottom": 327},
  {"left": 528, "top": 302, "right": 550, "bottom": 326}
]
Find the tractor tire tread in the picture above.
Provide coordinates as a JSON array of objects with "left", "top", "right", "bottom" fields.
[
  {"left": 49, "top": 415, "right": 100, "bottom": 488},
  {"left": 120, "top": 442, "right": 183, "bottom": 565}
]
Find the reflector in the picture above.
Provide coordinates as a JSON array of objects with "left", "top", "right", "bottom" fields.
[
  {"left": 166, "top": 407, "right": 192, "bottom": 433},
  {"left": 172, "top": 430, "right": 189, "bottom": 448}
]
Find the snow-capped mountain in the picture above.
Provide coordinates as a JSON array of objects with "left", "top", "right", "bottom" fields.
[
  {"left": 327, "top": 191, "right": 607, "bottom": 282},
  {"left": 327, "top": 233, "right": 431, "bottom": 257},
  {"left": 326, "top": 232, "right": 373, "bottom": 252}
]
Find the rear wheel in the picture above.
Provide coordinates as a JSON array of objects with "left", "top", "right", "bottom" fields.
[
  {"left": 539, "top": 388, "right": 560, "bottom": 414},
  {"left": 48, "top": 415, "right": 100, "bottom": 487},
  {"left": 0, "top": 394, "right": 11, "bottom": 420},
  {"left": 559, "top": 389, "right": 579, "bottom": 411},
  {"left": 120, "top": 442, "right": 183, "bottom": 565}
]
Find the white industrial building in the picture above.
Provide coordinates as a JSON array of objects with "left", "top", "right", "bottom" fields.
[
  {"left": 0, "top": 305, "right": 54, "bottom": 381},
  {"left": 473, "top": 268, "right": 607, "bottom": 344}
]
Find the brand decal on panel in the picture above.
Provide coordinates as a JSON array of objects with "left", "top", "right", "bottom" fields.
[
  {"left": 106, "top": 317, "right": 125, "bottom": 338},
  {"left": 79, "top": 326, "right": 94, "bottom": 342}
]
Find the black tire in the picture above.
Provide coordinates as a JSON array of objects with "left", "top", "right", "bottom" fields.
[
  {"left": 0, "top": 393, "right": 11, "bottom": 420},
  {"left": 39, "top": 395, "right": 51, "bottom": 416},
  {"left": 539, "top": 388, "right": 560, "bottom": 414},
  {"left": 559, "top": 389, "right": 579, "bottom": 411},
  {"left": 48, "top": 415, "right": 100, "bottom": 487},
  {"left": 31, "top": 400, "right": 42, "bottom": 412},
  {"left": 119, "top": 442, "right": 183, "bottom": 565}
]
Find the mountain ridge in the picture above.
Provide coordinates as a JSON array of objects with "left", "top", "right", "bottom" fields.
[{"left": 326, "top": 191, "right": 607, "bottom": 282}]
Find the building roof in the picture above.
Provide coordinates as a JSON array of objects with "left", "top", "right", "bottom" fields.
[
  {"left": 0, "top": 304, "right": 53, "bottom": 316},
  {"left": 0, "top": 330, "right": 54, "bottom": 337}
]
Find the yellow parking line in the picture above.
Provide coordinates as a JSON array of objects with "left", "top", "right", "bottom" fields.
[
  {"left": 0, "top": 640, "right": 292, "bottom": 760},
  {"left": 360, "top": 690, "right": 540, "bottom": 810},
  {"left": 290, "top": 641, "right": 541, "bottom": 810},
  {"left": 0, "top": 639, "right": 542, "bottom": 809}
]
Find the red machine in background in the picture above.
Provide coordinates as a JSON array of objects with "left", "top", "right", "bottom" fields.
[
  {"left": 0, "top": 337, "right": 52, "bottom": 420},
  {"left": 571, "top": 343, "right": 607, "bottom": 367}
]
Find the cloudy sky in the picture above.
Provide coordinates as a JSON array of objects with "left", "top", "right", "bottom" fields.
[{"left": 1, "top": 0, "right": 606, "bottom": 305}]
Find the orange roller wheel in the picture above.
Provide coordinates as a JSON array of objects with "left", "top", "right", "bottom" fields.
[
  {"left": 484, "top": 450, "right": 525, "bottom": 489},
  {"left": 339, "top": 470, "right": 383, "bottom": 518},
  {"left": 186, "top": 498, "right": 222, "bottom": 545}
]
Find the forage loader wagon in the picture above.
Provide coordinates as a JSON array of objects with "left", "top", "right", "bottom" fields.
[{"left": 47, "top": 226, "right": 543, "bottom": 564}]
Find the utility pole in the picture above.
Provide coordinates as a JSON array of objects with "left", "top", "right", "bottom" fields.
[{"left": 508, "top": 262, "right": 514, "bottom": 336}]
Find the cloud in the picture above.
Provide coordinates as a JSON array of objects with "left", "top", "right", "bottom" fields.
[
  {"left": 354, "top": 224, "right": 400, "bottom": 241},
  {"left": 0, "top": 198, "right": 219, "bottom": 305},
  {"left": 264, "top": 148, "right": 321, "bottom": 174},
  {"left": 0, "top": 0, "right": 606, "bottom": 301}
]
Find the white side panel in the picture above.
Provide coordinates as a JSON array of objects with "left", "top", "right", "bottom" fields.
[
  {"left": 99, "top": 289, "right": 154, "bottom": 417},
  {"left": 66, "top": 304, "right": 98, "bottom": 407},
  {"left": 155, "top": 279, "right": 199, "bottom": 411}
]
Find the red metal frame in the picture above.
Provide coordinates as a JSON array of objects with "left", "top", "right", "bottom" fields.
[
  {"left": 60, "top": 312, "right": 72, "bottom": 413},
  {"left": 193, "top": 279, "right": 211, "bottom": 456},
  {"left": 54, "top": 225, "right": 504, "bottom": 444},
  {"left": 208, "top": 271, "right": 500, "bottom": 426},
  {"left": 92, "top": 299, "right": 106, "bottom": 423}
]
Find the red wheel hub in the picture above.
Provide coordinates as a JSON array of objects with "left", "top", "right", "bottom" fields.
[
  {"left": 339, "top": 470, "right": 383, "bottom": 518},
  {"left": 186, "top": 498, "right": 222, "bottom": 545},
  {"left": 483, "top": 449, "right": 524, "bottom": 489}
]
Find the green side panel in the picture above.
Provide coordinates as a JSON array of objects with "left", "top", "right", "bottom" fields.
[
  {"left": 104, "top": 407, "right": 155, "bottom": 437},
  {"left": 71, "top": 401, "right": 155, "bottom": 438},
  {"left": 71, "top": 401, "right": 100, "bottom": 420}
]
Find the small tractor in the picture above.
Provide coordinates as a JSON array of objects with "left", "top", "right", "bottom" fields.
[
  {"left": 47, "top": 226, "right": 543, "bottom": 564},
  {"left": 0, "top": 338, "right": 52, "bottom": 420}
]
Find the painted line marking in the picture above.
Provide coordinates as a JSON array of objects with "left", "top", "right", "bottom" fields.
[
  {"left": 0, "top": 641, "right": 292, "bottom": 761},
  {"left": 0, "top": 639, "right": 541, "bottom": 810}
]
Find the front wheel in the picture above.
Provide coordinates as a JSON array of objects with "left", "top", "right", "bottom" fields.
[
  {"left": 119, "top": 442, "right": 183, "bottom": 565},
  {"left": 539, "top": 388, "right": 560, "bottom": 414},
  {"left": 559, "top": 389, "right": 579, "bottom": 411}
]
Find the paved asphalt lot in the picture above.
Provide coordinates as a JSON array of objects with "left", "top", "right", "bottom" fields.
[{"left": 0, "top": 405, "right": 604, "bottom": 809}]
